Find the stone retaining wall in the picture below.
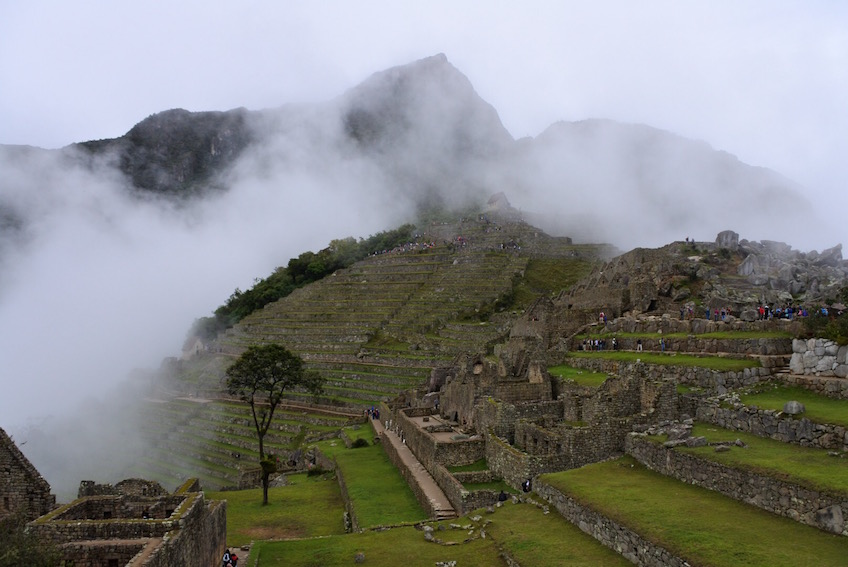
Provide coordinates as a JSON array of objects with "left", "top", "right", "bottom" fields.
[
  {"left": 781, "top": 373, "right": 848, "bottom": 400},
  {"left": 430, "top": 464, "right": 499, "bottom": 516},
  {"left": 626, "top": 434, "right": 848, "bottom": 535},
  {"left": 377, "top": 429, "right": 440, "bottom": 519},
  {"left": 790, "top": 338, "right": 848, "bottom": 378},
  {"left": 603, "top": 317, "right": 800, "bottom": 337},
  {"left": 333, "top": 459, "right": 360, "bottom": 532},
  {"left": 696, "top": 401, "right": 848, "bottom": 451},
  {"left": 564, "top": 358, "right": 771, "bottom": 393},
  {"left": 535, "top": 480, "right": 688, "bottom": 566}
]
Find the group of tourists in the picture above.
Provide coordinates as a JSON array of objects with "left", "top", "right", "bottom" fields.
[
  {"left": 222, "top": 548, "right": 239, "bottom": 566},
  {"left": 758, "top": 304, "right": 811, "bottom": 320},
  {"left": 366, "top": 406, "right": 380, "bottom": 420},
  {"left": 579, "top": 337, "right": 619, "bottom": 351}
]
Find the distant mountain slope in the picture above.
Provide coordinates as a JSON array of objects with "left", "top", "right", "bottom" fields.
[{"left": 0, "top": 53, "right": 829, "bottom": 261}]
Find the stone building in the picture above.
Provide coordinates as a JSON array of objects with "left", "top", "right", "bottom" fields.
[
  {"left": 0, "top": 426, "right": 56, "bottom": 522},
  {"left": 29, "top": 477, "right": 227, "bottom": 567}
]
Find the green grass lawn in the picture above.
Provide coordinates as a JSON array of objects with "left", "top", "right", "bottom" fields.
[
  {"left": 739, "top": 382, "right": 848, "bottom": 427},
  {"left": 247, "top": 524, "right": 503, "bottom": 566},
  {"left": 541, "top": 456, "right": 848, "bottom": 566},
  {"left": 658, "top": 423, "right": 848, "bottom": 494},
  {"left": 207, "top": 473, "right": 346, "bottom": 547},
  {"left": 483, "top": 499, "right": 632, "bottom": 566},
  {"left": 248, "top": 499, "right": 633, "bottom": 567},
  {"left": 568, "top": 350, "right": 760, "bottom": 371},
  {"left": 547, "top": 364, "right": 609, "bottom": 387},
  {"left": 315, "top": 424, "right": 428, "bottom": 528}
]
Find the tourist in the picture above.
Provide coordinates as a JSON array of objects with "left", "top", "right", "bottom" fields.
[
  {"left": 222, "top": 549, "right": 232, "bottom": 567},
  {"left": 636, "top": 339, "right": 642, "bottom": 352},
  {"left": 522, "top": 479, "right": 531, "bottom": 493}
]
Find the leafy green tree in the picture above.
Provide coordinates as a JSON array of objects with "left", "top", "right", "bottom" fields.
[
  {"left": 225, "top": 344, "right": 323, "bottom": 504},
  {"left": 0, "top": 513, "right": 61, "bottom": 567}
]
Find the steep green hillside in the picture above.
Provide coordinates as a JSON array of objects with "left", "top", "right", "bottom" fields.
[{"left": 164, "top": 212, "right": 604, "bottom": 408}]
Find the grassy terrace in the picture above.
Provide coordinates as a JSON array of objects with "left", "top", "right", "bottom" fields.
[
  {"left": 567, "top": 350, "right": 761, "bottom": 371},
  {"left": 578, "top": 330, "right": 794, "bottom": 340},
  {"left": 547, "top": 364, "right": 609, "bottom": 387},
  {"left": 651, "top": 423, "right": 848, "bottom": 494},
  {"left": 208, "top": 475, "right": 346, "bottom": 547},
  {"left": 245, "top": 501, "right": 633, "bottom": 567},
  {"left": 739, "top": 382, "right": 848, "bottom": 427},
  {"left": 542, "top": 456, "right": 848, "bottom": 566},
  {"left": 315, "top": 424, "right": 427, "bottom": 528}
]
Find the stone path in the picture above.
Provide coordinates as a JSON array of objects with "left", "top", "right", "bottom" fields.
[{"left": 370, "top": 418, "right": 457, "bottom": 520}]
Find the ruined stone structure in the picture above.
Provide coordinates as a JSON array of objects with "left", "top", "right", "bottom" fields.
[
  {"left": 386, "top": 335, "right": 681, "bottom": 513},
  {"left": 0, "top": 426, "right": 55, "bottom": 522},
  {"left": 29, "top": 477, "right": 226, "bottom": 567}
]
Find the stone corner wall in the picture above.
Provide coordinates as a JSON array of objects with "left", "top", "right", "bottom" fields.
[{"left": 141, "top": 494, "right": 227, "bottom": 567}]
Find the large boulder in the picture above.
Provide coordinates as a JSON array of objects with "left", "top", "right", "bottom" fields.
[
  {"left": 737, "top": 254, "right": 760, "bottom": 276},
  {"left": 716, "top": 230, "right": 739, "bottom": 251},
  {"left": 816, "top": 243, "right": 843, "bottom": 267}
]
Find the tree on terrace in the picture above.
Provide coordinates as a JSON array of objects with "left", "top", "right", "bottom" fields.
[{"left": 225, "top": 344, "right": 323, "bottom": 505}]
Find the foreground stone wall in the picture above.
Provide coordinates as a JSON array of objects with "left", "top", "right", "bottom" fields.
[
  {"left": 626, "top": 434, "right": 848, "bottom": 535},
  {"left": 535, "top": 479, "right": 688, "bottom": 567},
  {"left": 696, "top": 401, "right": 848, "bottom": 451},
  {"left": 143, "top": 497, "right": 227, "bottom": 567},
  {"left": 30, "top": 483, "right": 226, "bottom": 567}
]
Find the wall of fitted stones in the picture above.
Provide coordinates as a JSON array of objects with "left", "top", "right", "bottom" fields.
[
  {"left": 604, "top": 316, "right": 801, "bottom": 339},
  {"left": 781, "top": 373, "right": 848, "bottom": 400},
  {"left": 484, "top": 432, "right": 539, "bottom": 488},
  {"left": 589, "top": 334, "right": 793, "bottom": 357},
  {"left": 30, "top": 488, "right": 227, "bottom": 567},
  {"left": 626, "top": 434, "right": 848, "bottom": 535},
  {"left": 0, "top": 427, "right": 55, "bottom": 522},
  {"left": 513, "top": 421, "right": 630, "bottom": 473},
  {"left": 790, "top": 338, "right": 848, "bottom": 381},
  {"left": 392, "top": 409, "right": 486, "bottom": 469},
  {"left": 142, "top": 498, "right": 227, "bottom": 567},
  {"left": 475, "top": 399, "right": 565, "bottom": 444},
  {"left": 430, "top": 463, "right": 499, "bottom": 515},
  {"left": 378, "top": 425, "right": 440, "bottom": 518},
  {"left": 565, "top": 358, "right": 771, "bottom": 394},
  {"left": 696, "top": 401, "right": 848, "bottom": 451},
  {"left": 535, "top": 479, "right": 689, "bottom": 566},
  {"left": 60, "top": 541, "right": 147, "bottom": 567},
  {"left": 333, "top": 458, "right": 359, "bottom": 532}
]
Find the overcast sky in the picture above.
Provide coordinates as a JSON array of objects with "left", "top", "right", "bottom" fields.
[{"left": 1, "top": 1, "right": 846, "bottom": 211}]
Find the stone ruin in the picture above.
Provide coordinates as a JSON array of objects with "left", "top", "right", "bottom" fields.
[
  {"left": 2, "top": 427, "right": 226, "bottom": 567},
  {"left": 0, "top": 426, "right": 55, "bottom": 522},
  {"left": 29, "top": 477, "right": 227, "bottom": 566}
]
